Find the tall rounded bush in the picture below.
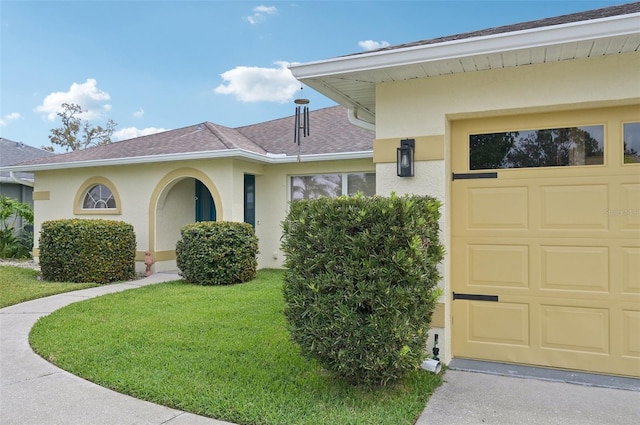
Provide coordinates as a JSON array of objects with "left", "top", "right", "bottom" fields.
[
  {"left": 281, "top": 194, "right": 444, "bottom": 386},
  {"left": 39, "top": 219, "right": 136, "bottom": 284},
  {"left": 176, "top": 221, "right": 258, "bottom": 285}
]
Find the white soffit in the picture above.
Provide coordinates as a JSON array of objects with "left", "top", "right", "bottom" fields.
[{"left": 290, "top": 12, "right": 640, "bottom": 122}]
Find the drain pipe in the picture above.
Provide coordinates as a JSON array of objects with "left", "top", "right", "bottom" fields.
[
  {"left": 9, "top": 171, "right": 34, "bottom": 187},
  {"left": 421, "top": 333, "right": 442, "bottom": 374},
  {"left": 347, "top": 107, "right": 375, "bottom": 132}
]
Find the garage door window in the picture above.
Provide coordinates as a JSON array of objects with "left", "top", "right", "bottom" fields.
[
  {"left": 470, "top": 125, "right": 604, "bottom": 170},
  {"left": 623, "top": 122, "right": 640, "bottom": 164}
]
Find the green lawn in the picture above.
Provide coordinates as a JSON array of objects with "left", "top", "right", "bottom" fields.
[
  {"left": 30, "top": 269, "right": 442, "bottom": 425},
  {"left": 0, "top": 266, "right": 97, "bottom": 309}
]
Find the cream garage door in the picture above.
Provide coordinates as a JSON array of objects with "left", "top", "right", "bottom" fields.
[{"left": 451, "top": 106, "right": 640, "bottom": 377}]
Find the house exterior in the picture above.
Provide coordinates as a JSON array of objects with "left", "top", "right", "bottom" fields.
[
  {"left": 289, "top": 3, "right": 640, "bottom": 378},
  {"left": 5, "top": 105, "right": 375, "bottom": 271},
  {"left": 5, "top": 3, "right": 639, "bottom": 379}
]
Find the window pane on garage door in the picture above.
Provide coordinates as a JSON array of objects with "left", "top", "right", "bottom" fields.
[{"left": 470, "top": 125, "right": 604, "bottom": 170}]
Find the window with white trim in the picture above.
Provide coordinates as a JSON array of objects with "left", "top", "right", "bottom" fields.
[
  {"left": 290, "top": 172, "right": 375, "bottom": 201},
  {"left": 83, "top": 184, "right": 116, "bottom": 209}
]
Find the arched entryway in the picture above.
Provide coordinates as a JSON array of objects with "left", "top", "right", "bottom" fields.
[{"left": 148, "top": 168, "right": 222, "bottom": 271}]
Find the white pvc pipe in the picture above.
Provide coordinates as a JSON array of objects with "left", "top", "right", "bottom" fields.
[{"left": 421, "top": 359, "right": 442, "bottom": 374}]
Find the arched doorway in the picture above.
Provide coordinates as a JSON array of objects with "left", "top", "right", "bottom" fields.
[{"left": 149, "top": 169, "right": 222, "bottom": 271}]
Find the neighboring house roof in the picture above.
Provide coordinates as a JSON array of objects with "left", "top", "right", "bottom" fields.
[
  {"left": 5, "top": 106, "right": 374, "bottom": 172},
  {"left": 0, "top": 138, "right": 55, "bottom": 183},
  {"left": 289, "top": 2, "right": 640, "bottom": 124}
]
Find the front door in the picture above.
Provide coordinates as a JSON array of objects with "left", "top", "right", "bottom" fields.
[{"left": 195, "top": 180, "right": 216, "bottom": 222}]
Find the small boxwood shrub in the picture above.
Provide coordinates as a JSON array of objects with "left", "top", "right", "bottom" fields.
[
  {"left": 281, "top": 194, "right": 444, "bottom": 386},
  {"left": 176, "top": 221, "right": 258, "bottom": 285},
  {"left": 39, "top": 219, "right": 136, "bottom": 284}
]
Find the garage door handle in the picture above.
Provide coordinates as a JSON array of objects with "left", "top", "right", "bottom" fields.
[
  {"left": 452, "top": 172, "right": 498, "bottom": 180},
  {"left": 453, "top": 292, "right": 499, "bottom": 302}
]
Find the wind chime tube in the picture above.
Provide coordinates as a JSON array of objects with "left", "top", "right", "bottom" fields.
[
  {"left": 293, "top": 94, "right": 310, "bottom": 162},
  {"left": 294, "top": 106, "right": 300, "bottom": 145}
]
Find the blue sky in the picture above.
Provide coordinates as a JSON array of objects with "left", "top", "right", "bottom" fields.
[{"left": 0, "top": 0, "right": 625, "bottom": 150}]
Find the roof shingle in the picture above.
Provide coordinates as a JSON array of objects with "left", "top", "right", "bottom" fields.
[{"left": 14, "top": 105, "right": 372, "bottom": 168}]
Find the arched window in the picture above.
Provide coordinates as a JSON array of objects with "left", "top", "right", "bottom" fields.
[{"left": 83, "top": 184, "right": 116, "bottom": 209}]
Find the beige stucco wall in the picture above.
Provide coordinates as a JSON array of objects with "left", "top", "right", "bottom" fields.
[
  {"left": 32, "top": 156, "right": 374, "bottom": 273},
  {"left": 372, "top": 51, "right": 640, "bottom": 364}
]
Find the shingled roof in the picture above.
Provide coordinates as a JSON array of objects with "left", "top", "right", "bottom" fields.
[
  {"left": 10, "top": 106, "right": 373, "bottom": 170},
  {"left": 351, "top": 2, "right": 640, "bottom": 55},
  {"left": 0, "top": 138, "right": 54, "bottom": 181}
]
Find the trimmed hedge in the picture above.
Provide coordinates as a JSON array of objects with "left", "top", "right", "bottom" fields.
[
  {"left": 176, "top": 221, "right": 258, "bottom": 285},
  {"left": 281, "top": 194, "right": 444, "bottom": 386},
  {"left": 39, "top": 219, "right": 136, "bottom": 284}
]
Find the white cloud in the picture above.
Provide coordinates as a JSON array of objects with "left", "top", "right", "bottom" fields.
[
  {"left": 358, "top": 40, "right": 390, "bottom": 51},
  {"left": 0, "top": 112, "right": 23, "bottom": 126},
  {"left": 214, "top": 61, "right": 299, "bottom": 103},
  {"left": 246, "top": 5, "right": 277, "bottom": 24},
  {"left": 35, "top": 78, "right": 112, "bottom": 121},
  {"left": 133, "top": 108, "right": 144, "bottom": 118},
  {"left": 113, "top": 127, "right": 168, "bottom": 141}
]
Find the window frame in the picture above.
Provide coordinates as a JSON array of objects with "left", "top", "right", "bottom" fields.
[
  {"left": 623, "top": 121, "right": 640, "bottom": 165},
  {"left": 288, "top": 172, "right": 376, "bottom": 201},
  {"left": 468, "top": 125, "right": 605, "bottom": 171},
  {"left": 74, "top": 177, "right": 122, "bottom": 215}
]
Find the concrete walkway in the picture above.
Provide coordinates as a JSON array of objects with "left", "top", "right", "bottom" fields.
[
  {"left": 2, "top": 271, "right": 639, "bottom": 425},
  {"left": 0, "top": 272, "right": 234, "bottom": 425},
  {"left": 416, "top": 369, "right": 640, "bottom": 425}
]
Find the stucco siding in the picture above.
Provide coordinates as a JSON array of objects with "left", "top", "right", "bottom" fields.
[
  {"left": 372, "top": 52, "right": 639, "bottom": 365},
  {"left": 31, "top": 156, "right": 375, "bottom": 271},
  {"left": 376, "top": 52, "right": 640, "bottom": 139}
]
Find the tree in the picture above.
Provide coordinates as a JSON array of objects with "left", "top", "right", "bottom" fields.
[{"left": 44, "top": 103, "right": 117, "bottom": 152}]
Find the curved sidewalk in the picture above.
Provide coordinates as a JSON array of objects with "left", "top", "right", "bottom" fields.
[
  {"left": 0, "top": 272, "right": 235, "bottom": 425},
  {"left": 2, "top": 271, "right": 639, "bottom": 425}
]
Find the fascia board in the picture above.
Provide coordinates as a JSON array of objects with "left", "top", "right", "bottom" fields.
[
  {"left": 290, "top": 13, "right": 640, "bottom": 79},
  {"left": 1, "top": 149, "right": 373, "bottom": 172}
]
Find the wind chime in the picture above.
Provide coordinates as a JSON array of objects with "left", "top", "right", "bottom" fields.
[{"left": 293, "top": 88, "right": 310, "bottom": 162}]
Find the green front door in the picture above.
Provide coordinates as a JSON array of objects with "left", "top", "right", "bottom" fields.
[{"left": 195, "top": 180, "right": 216, "bottom": 222}]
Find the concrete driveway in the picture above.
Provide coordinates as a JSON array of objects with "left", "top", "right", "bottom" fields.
[{"left": 416, "top": 368, "right": 640, "bottom": 425}]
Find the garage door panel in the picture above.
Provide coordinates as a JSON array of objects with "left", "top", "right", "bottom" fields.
[
  {"left": 468, "top": 302, "right": 529, "bottom": 346},
  {"left": 541, "top": 305, "right": 609, "bottom": 354},
  {"left": 539, "top": 184, "right": 608, "bottom": 230},
  {"left": 467, "top": 187, "right": 528, "bottom": 229},
  {"left": 619, "top": 183, "right": 640, "bottom": 229},
  {"left": 621, "top": 247, "right": 640, "bottom": 294},
  {"left": 468, "top": 244, "right": 529, "bottom": 288},
  {"left": 622, "top": 310, "right": 640, "bottom": 359},
  {"left": 540, "top": 246, "right": 609, "bottom": 292}
]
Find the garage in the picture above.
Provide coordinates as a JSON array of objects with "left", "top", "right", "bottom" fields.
[{"left": 451, "top": 105, "right": 640, "bottom": 377}]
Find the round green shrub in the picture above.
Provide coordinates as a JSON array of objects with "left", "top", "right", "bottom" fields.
[
  {"left": 281, "top": 194, "right": 444, "bottom": 386},
  {"left": 39, "top": 219, "right": 136, "bottom": 284},
  {"left": 176, "top": 221, "right": 258, "bottom": 285}
]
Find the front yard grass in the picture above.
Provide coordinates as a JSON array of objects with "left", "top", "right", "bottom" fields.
[
  {"left": 30, "top": 269, "right": 443, "bottom": 425},
  {"left": 0, "top": 266, "right": 97, "bottom": 309}
]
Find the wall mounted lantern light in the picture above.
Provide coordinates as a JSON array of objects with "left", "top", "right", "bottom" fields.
[{"left": 397, "top": 138, "right": 415, "bottom": 177}]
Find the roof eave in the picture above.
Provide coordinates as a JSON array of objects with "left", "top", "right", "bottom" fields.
[
  {"left": 289, "top": 12, "right": 640, "bottom": 79},
  {"left": 1, "top": 149, "right": 373, "bottom": 172}
]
